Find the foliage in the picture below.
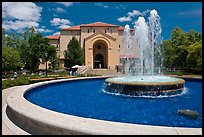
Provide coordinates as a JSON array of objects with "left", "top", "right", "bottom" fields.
[
  {"left": 2, "top": 77, "right": 30, "bottom": 90},
  {"left": 2, "top": 27, "right": 58, "bottom": 72},
  {"left": 2, "top": 45, "right": 24, "bottom": 71},
  {"left": 161, "top": 26, "right": 202, "bottom": 72},
  {"left": 64, "top": 37, "right": 83, "bottom": 68},
  {"left": 186, "top": 40, "right": 202, "bottom": 69}
]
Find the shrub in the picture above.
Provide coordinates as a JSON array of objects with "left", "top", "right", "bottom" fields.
[
  {"left": 177, "top": 71, "right": 183, "bottom": 76},
  {"left": 2, "top": 77, "right": 31, "bottom": 90}
]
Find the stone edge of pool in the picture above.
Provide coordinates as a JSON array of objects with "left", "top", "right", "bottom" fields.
[{"left": 4, "top": 76, "right": 202, "bottom": 135}]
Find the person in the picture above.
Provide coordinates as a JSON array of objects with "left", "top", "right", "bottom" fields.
[
  {"left": 13, "top": 71, "right": 18, "bottom": 79},
  {"left": 70, "top": 70, "right": 72, "bottom": 76},
  {"left": 115, "top": 65, "right": 119, "bottom": 72},
  {"left": 99, "top": 63, "right": 101, "bottom": 69}
]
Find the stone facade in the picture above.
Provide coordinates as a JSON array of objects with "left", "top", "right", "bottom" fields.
[{"left": 45, "top": 22, "right": 134, "bottom": 70}]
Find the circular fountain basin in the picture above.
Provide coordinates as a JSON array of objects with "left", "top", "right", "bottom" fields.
[{"left": 105, "top": 76, "right": 185, "bottom": 96}]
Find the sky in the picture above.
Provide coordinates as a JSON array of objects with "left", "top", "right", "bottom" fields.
[{"left": 2, "top": 2, "right": 202, "bottom": 40}]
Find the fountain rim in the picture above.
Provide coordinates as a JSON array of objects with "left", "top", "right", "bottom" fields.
[{"left": 105, "top": 76, "right": 185, "bottom": 86}]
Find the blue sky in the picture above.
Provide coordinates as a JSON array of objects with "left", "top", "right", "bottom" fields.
[{"left": 2, "top": 2, "right": 202, "bottom": 40}]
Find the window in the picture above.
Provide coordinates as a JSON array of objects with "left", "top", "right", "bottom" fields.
[
  {"left": 119, "top": 45, "right": 120, "bottom": 48},
  {"left": 105, "top": 29, "right": 106, "bottom": 33},
  {"left": 88, "top": 29, "right": 89, "bottom": 33},
  {"left": 93, "top": 29, "right": 95, "bottom": 33}
]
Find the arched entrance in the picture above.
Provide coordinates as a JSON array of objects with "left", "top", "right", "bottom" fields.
[
  {"left": 94, "top": 54, "right": 104, "bottom": 68},
  {"left": 93, "top": 40, "right": 108, "bottom": 69}
]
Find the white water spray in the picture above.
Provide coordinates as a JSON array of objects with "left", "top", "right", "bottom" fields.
[{"left": 120, "top": 9, "right": 162, "bottom": 77}]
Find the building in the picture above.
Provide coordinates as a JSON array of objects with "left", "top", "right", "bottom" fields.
[{"left": 46, "top": 22, "right": 134, "bottom": 70}]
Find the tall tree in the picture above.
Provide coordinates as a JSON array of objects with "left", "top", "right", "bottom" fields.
[
  {"left": 161, "top": 26, "right": 202, "bottom": 71},
  {"left": 40, "top": 43, "right": 59, "bottom": 70},
  {"left": 170, "top": 26, "right": 189, "bottom": 46},
  {"left": 2, "top": 45, "right": 24, "bottom": 71},
  {"left": 186, "top": 40, "right": 202, "bottom": 69},
  {"left": 64, "top": 37, "right": 83, "bottom": 68}
]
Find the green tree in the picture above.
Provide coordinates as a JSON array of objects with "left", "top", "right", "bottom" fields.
[
  {"left": 64, "top": 37, "right": 83, "bottom": 68},
  {"left": 161, "top": 40, "right": 175, "bottom": 67},
  {"left": 161, "top": 27, "right": 202, "bottom": 70},
  {"left": 3, "top": 27, "right": 59, "bottom": 73},
  {"left": 187, "top": 30, "right": 202, "bottom": 44},
  {"left": 170, "top": 26, "right": 189, "bottom": 46},
  {"left": 40, "top": 43, "right": 59, "bottom": 70},
  {"left": 2, "top": 45, "right": 24, "bottom": 71},
  {"left": 186, "top": 40, "right": 202, "bottom": 69},
  {"left": 2, "top": 28, "right": 6, "bottom": 45},
  {"left": 171, "top": 45, "right": 188, "bottom": 69}
]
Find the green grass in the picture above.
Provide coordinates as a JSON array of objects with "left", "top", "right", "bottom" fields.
[
  {"left": 2, "top": 77, "right": 31, "bottom": 90},
  {"left": 2, "top": 72, "right": 101, "bottom": 90}
]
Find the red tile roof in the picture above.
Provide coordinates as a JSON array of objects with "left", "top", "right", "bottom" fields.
[
  {"left": 118, "top": 26, "right": 124, "bottom": 31},
  {"left": 46, "top": 35, "right": 60, "bottom": 40},
  {"left": 118, "top": 26, "right": 134, "bottom": 31},
  {"left": 61, "top": 25, "right": 81, "bottom": 31},
  {"left": 61, "top": 22, "right": 134, "bottom": 31},
  {"left": 81, "top": 22, "right": 118, "bottom": 27},
  {"left": 62, "top": 22, "right": 119, "bottom": 31}
]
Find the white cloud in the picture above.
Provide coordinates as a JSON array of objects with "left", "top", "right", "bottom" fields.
[
  {"left": 128, "top": 10, "right": 142, "bottom": 17},
  {"left": 50, "top": 18, "right": 71, "bottom": 26},
  {"left": 177, "top": 9, "right": 202, "bottom": 17},
  {"left": 117, "top": 16, "right": 132, "bottom": 22},
  {"left": 117, "top": 9, "right": 150, "bottom": 23},
  {"left": 115, "top": 5, "right": 126, "bottom": 10},
  {"left": 35, "top": 28, "right": 53, "bottom": 33},
  {"left": 2, "top": 20, "right": 39, "bottom": 33},
  {"left": 103, "top": 5, "right": 109, "bottom": 8},
  {"left": 50, "top": 18, "right": 72, "bottom": 29},
  {"left": 94, "top": 3, "right": 109, "bottom": 8},
  {"left": 55, "top": 2, "right": 75, "bottom": 7},
  {"left": 58, "top": 25, "right": 71, "bottom": 29},
  {"left": 52, "top": 32, "right": 60, "bottom": 35},
  {"left": 2, "top": 2, "right": 51, "bottom": 33},
  {"left": 56, "top": 7, "right": 66, "bottom": 13},
  {"left": 2, "top": 2, "right": 42, "bottom": 22}
]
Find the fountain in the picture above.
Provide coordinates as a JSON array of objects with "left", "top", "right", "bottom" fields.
[{"left": 105, "top": 9, "right": 185, "bottom": 97}]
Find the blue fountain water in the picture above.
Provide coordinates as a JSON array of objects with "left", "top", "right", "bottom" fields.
[{"left": 24, "top": 78, "right": 202, "bottom": 128}]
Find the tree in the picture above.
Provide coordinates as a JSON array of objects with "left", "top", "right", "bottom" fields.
[
  {"left": 40, "top": 43, "right": 59, "bottom": 70},
  {"left": 3, "top": 27, "right": 59, "bottom": 73},
  {"left": 2, "top": 45, "right": 24, "bottom": 71},
  {"left": 2, "top": 28, "right": 6, "bottom": 45},
  {"left": 64, "top": 37, "right": 83, "bottom": 68},
  {"left": 187, "top": 30, "right": 202, "bottom": 44},
  {"left": 171, "top": 45, "right": 188, "bottom": 69},
  {"left": 161, "top": 40, "right": 175, "bottom": 67},
  {"left": 170, "top": 26, "right": 189, "bottom": 46},
  {"left": 186, "top": 41, "right": 202, "bottom": 69},
  {"left": 161, "top": 26, "right": 202, "bottom": 71}
]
